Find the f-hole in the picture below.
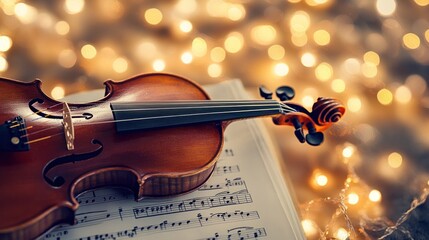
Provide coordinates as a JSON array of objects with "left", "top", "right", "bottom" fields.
[
  {"left": 29, "top": 98, "right": 93, "bottom": 120},
  {"left": 42, "top": 139, "right": 103, "bottom": 187}
]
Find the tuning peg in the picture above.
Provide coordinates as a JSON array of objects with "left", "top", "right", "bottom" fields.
[
  {"left": 291, "top": 118, "right": 305, "bottom": 143},
  {"left": 259, "top": 85, "right": 273, "bottom": 99},
  {"left": 276, "top": 86, "right": 295, "bottom": 101},
  {"left": 305, "top": 123, "right": 324, "bottom": 146}
]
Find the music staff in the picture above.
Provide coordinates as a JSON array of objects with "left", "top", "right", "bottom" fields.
[
  {"left": 212, "top": 165, "right": 240, "bottom": 176},
  {"left": 200, "top": 227, "right": 267, "bottom": 240}
]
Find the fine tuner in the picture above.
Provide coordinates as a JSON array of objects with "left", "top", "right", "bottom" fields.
[{"left": 0, "top": 73, "right": 345, "bottom": 239}]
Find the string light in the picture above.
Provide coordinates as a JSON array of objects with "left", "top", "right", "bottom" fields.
[
  {"left": 313, "top": 29, "right": 330, "bottom": 46},
  {"left": 152, "top": 59, "right": 165, "bottom": 72},
  {"left": 58, "top": 49, "right": 77, "bottom": 68},
  {"left": 179, "top": 20, "right": 193, "bottom": 33},
  {"left": 112, "top": 57, "right": 128, "bottom": 73},
  {"left": 192, "top": 37, "right": 208, "bottom": 57},
  {"left": 210, "top": 47, "right": 226, "bottom": 63},
  {"left": 377, "top": 88, "right": 393, "bottom": 105},
  {"left": 81, "top": 44, "right": 97, "bottom": 59},
  {"left": 402, "top": 33, "right": 420, "bottom": 49},
  {"left": 376, "top": 0, "right": 397, "bottom": 16},
  {"left": 331, "top": 78, "right": 346, "bottom": 93},
  {"left": 387, "top": 152, "right": 403, "bottom": 169},
  {"left": 251, "top": 25, "right": 277, "bottom": 46},
  {"left": 0, "top": 56, "right": 8, "bottom": 72},
  {"left": 301, "top": 52, "right": 316, "bottom": 67},
  {"left": 315, "top": 62, "right": 333, "bottom": 81},
  {"left": 55, "top": 21, "right": 70, "bottom": 35},
  {"left": 181, "top": 52, "right": 193, "bottom": 64},
  {"left": 51, "top": 86, "right": 65, "bottom": 100},
  {"left": 144, "top": 8, "right": 163, "bottom": 25},
  {"left": 347, "top": 97, "right": 362, "bottom": 112},
  {"left": 347, "top": 192, "right": 359, "bottom": 205},
  {"left": 64, "top": 0, "right": 85, "bottom": 15},
  {"left": 224, "top": 32, "right": 243, "bottom": 53},
  {"left": 369, "top": 189, "right": 382, "bottom": 202},
  {"left": 0, "top": 35, "right": 12, "bottom": 52}
]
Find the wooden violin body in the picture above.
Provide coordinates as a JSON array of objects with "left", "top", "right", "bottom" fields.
[{"left": 0, "top": 73, "right": 345, "bottom": 239}]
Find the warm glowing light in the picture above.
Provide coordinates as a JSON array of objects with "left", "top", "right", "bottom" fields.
[
  {"left": 137, "top": 42, "right": 157, "bottom": 60},
  {"left": 55, "top": 21, "right": 70, "bottom": 35},
  {"left": 387, "top": 152, "right": 403, "bottom": 168},
  {"left": 179, "top": 20, "right": 193, "bottom": 33},
  {"left": 347, "top": 193, "right": 359, "bottom": 205},
  {"left": 302, "top": 96, "right": 314, "bottom": 108},
  {"left": 144, "top": 8, "right": 163, "bottom": 25},
  {"left": 274, "top": 63, "right": 289, "bottom": 77},
  {"left": 0, "top": 56, "right": 8, "bottom": 72},
  {"left": 361, "top": 62, "right": 378, "bottom": 78},
  {"left": 425, "top": 29, "right": 429, "bottom": 43},
  {"left": 331, "top": 79, "right": 346, "bottom": 93},
  {"left": 415, "top": 0, "right": 429, "bottom": 5},
  {"left": 369, "top": 189, "right": 382, "bottom": 202},
  {"left": 402, "top": 33, "right": 420, "bottom": 49},
  {"left": 301, "top": 219, "right": 318, "bottom": 236},
  {"left": 301, "top": 52, "right": 316, "bottom": 67},
  {"left": 227, "top": 4, "right": 245, "bottom": 21},
  {"left": 335, "top": 228, "right": 349, "bottom": 240},
  {"left": 251, "top": 25, "right": 277, "bottom": 46},
  {"left": 315, "top": 174, "right": 328, "bottom": 186},
  {"left": 290, "top": 11, "right": 310, "bottom": 33},
  {"left": 64, "top": 0, "right": 85, "bottom": 14},
  {"left": 268, "top": 45, "right": 285, "bottom": 60},
  {"left": 152, "top": 59, "right": 165, "bottom": 72},
  {"left": 313, "top": 29, "right": 330, "bottom": 46},
  {"left": 81, "top": 44, "right": 97, "bottom": 59},
  {"left": 347, "top": 97, "right": 362, "bottom": 112},
  {"left": 0, "top": 36, "right": 12, "bottom": 52},
  {"left": 376, "top": 0, "right": 397, "bottom": 16},
  {"left": 192, "top": 37, "right": 208, "bottom": 57},
  {"left": 343, "top": 58, "right": 361, "bottom": 75},
  {"left": 342, "top": 145, "right": 355, "bottom": 158},
  {"left": 315, "top": 62, "right": 333, "bottom": 81},
  {"left": 291, "top": 33, "right": 308, "bottom": 47},
  {"left": 377, "top": 88, "right": 393, "bottom": 105},
  {"left": 364, "top": 51, "right": 380, "bottom": 65},
  {"left": 210, "top": 47, "right": 226, "bottom": 63},
  {"left": 112, "top": 57, "right": 128, "bottom": 73},
  {"left": 51, "top": 86, "right": 65, "bottom": 100},
  {"left": 175, "top": 0, "right": 197, "bottom": 15},
  {"left": 224, "top": 32, "right": 244, "bottom": 53},
  {"left": 395, "top": 85, "right": 412, "bottom": 104},
  {"left": 180, "top": 51, "right": 193, "bottom": 64},
  {"left": 14, "top": 3, "right": 37, "bottom": 24},
  {"left": 405, "top": 74, "right": 427, "bottom": 96},
  {"left": 208, "top": 63, "right": 222, "bottom": 78},
  {"left": 58, "top": 49, "right": 77, "bottom": 68}
]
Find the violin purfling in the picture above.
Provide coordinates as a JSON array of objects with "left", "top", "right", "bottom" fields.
[{"left": 0, "top": 73, "right": 345, "bottom": 239}]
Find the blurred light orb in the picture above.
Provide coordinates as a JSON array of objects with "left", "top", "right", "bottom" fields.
[
  {"left": 0, "top": 36, "right": 12, "bottom": 52},
  {"left": 290, "top": 11, "right": 310, "bottom": 33},
  {"left": 224, "top": 32, "right": 244, "bottom": 53},
  {"left": 343, "top": 58, "right": 361, "bottom": 75},
  {"left": 64, "top": 0, "right": 85, "bottom": 15},
  {"left": 192, "top": 37, "right": 208, "bottom": 57},
  {"left": 274, "top": 63, "right": 289, "bottom": 77},
  {"left": 51, "top": 86, "right": 65, "bottom": 100},
  {"left": 414, "top": 0, "right": 429, "bottom": 6},
  {"left": 55, "top": 21, "right": 70, "bottom": 35},
  {"left": 51, "top": 86, "right": 65, "bottom": 99},
  {"left": 347, "top": 97, "right": 362, "bottom": 112},
  {"left": 112, "top": 57, "right": 128, "bottom": 73},
  {"left": 291, "top": 33, "right": 308, "bottom": 47},
  {"left": 137, "top": 42, "right": 157, "bottom": 60},
  {"left": 268, "top": 45, "right": 285, "bottom": 60},
  {"left": 152, "top": 59, "right": 165, "bottom": 72},
  {"left": 347, "top": 193, "right": 359, "bottom": 205},
  {"left": 361, "top": 62, "right": 378, "bottom": 78},
  {"left": 180, "top": 51, "right": 193, "bottom": 64},
  {"left": 301, "top": 52, "right": 316, "bottom": 67},
  {"left": 387, "top": 152, "right": 403, "bottom": 168},
  {"left": 210, "top": 47, "right": 226, "bottom": 63},
  {"left": 364, "top": 51, "right": 380, "bottom": 65},
  {"left": 313, "top": 29, "right": 330, "bottom": 46},
  {"left": 145, "top": 8, "right": 163, "bottom": 25},
  {"left": 342, "top": 145, "right": 355, "bottom": 158},
  {"left": 402, "top": 33, "right": 420, "bottom": 49},
  {"left": 335, "top": 228, "right": 349, "bottom": 240},
  {"left": 0, "top": 56, "right": 8, "bottom": 72},
  {"left": 14, "top": 3, "right": 38, "bottom": 24},
  {"left": 179, "top": 20, "right": 193, "bottom": 33},
  {"left": 58, "top": 49, "right": 77, "bottom": 68},
  {"left": 395, "top": 85, "right": 412, "bottom": 104},
  {"left": 81, "top": 44, "right": 97, "bottom": 59},
  {"left": 174, "top": 0, "right": 197, "bottom": 15},
  {"left": 315, "top": 174, "right": 328, "bottom": 186},
  {"left": 208, "top": 63, "right": 222, "bottom": 78},
  {"left": 377, "top": 88, "right": 393, "bottom": 105},
  {"left": 369, "top": 189, "right": 382, "bottom": 202},
  {"left": 315, "top": 62, "right": 333, "bottom": 81},
  {"left": 227, "top": 4, "right": 245, "bottom": 21},
  {"left": 301, "top": 219, "right": 318, "bottom": 236},
  {"left": 376, "top": 0, "right": 397, "bottom": 16},
  {"left": 425, "top": 29, "right": 429, "bottom": 43},
  {"left": 331, "top": 78, "right": 346, "bottom": 93},
  {"left": 405, "top": 74, "right": 427, "bottom": 96},
  {"left": 302, "top": 96, "right": 315, "bottom": 108},
  {"left": 251, "top": 25, "right": 277, "bottom": 45}
]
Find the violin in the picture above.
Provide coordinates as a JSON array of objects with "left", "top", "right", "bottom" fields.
[{"left": 0, "top": 73, "right": 345, "bottom": 239}]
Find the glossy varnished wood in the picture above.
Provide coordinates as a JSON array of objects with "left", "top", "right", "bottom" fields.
[{"left": 0, "top": 73, "right": 223, "bottom": 240}]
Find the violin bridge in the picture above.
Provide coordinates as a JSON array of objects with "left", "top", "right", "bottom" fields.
[{"left": 62, "top": 102, "right": 75, "bottom": 150}]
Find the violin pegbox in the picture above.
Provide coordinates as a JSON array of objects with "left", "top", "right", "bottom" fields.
[{"left": 259, "top": 86, "right": 345, "bottom": 146}]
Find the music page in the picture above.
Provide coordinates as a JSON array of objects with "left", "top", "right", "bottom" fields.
[{"left": 43, "top": 80, "right": 305, "bottom": 240}]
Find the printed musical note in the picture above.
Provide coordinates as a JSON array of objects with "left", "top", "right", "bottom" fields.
[
  {"left": 200, "top": 227, "right": 267, "bottom": 240},
  {"left": 198, "top": 178, "right": 246, "bottom": 191},
  {"left": 212, "top": 165, "right": 240, "bottom": 176}
]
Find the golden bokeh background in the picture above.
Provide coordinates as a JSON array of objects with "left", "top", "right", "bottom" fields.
[{"left": 2, "top": 0, "right": 429, "bottom": 239}]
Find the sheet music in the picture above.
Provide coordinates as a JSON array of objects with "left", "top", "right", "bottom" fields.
[{"left": 43, "top": 80, "right": 305, "bottom": 240}]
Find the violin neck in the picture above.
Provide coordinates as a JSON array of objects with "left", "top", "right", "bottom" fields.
[{"left": 110, "top": 100, "right": 287, "bottom": 132}]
